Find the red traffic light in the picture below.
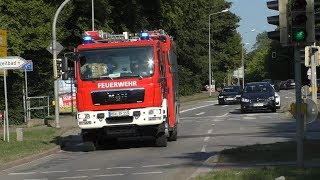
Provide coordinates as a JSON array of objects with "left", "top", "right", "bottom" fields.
[{"left": 294, "top": 14, "right": 308, "bottom": 25}]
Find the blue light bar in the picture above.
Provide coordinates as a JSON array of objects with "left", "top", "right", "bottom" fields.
[
  {"left": 83, "top": 35, "right": 93, "bottom": 44},
  {"left": 140, "top": 32, "right": 149, "bottom": 40}
]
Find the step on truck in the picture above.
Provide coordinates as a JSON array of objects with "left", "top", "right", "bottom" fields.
[{"left": 62, "top": 30, "right": 179, "bottom": 149}]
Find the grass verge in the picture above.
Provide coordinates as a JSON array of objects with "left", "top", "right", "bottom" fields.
[
  {"left": 195, "top": 167, "right": 320, "bottom": 180},
  {"left": 180, "top": 91, "right": 218, "bottom": 104},
  {"left": 218, "top": 140, "right": 320, "bottom": 163},
  {"left": 0, "top": 127, "right": 60, "bottom": 164}
]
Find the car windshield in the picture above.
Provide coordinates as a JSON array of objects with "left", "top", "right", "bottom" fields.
[
  {"left": 244, "top": 83, "right": 273, "bottom": 93},
  {"left": 222, "top": 86, "right": 240, "bottom": 93},
  {"left": 78, "top": 46, "right": 154, "bottom": 80}
]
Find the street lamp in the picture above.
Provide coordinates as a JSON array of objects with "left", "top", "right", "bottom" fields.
[
  {"left": 240, "top": 29, "right": 255, "bottom": 89},
  {"left": 209, "top": 8, "right": 229, "bottom": 97}
]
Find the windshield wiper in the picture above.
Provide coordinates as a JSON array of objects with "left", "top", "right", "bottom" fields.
[
  {"left": 120, "top": 74, "right": 143, "bottom": 80},
  {"left": 99, "top": 76, "right": 114, "bottom": 80}
]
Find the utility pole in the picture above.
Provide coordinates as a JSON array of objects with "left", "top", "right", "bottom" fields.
[{"left": 52, "top": 0, "right": 72, "bottom": 128}]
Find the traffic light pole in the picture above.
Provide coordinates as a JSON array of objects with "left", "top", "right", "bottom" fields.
[
  {"left": 294, "top": 46, "right": 304, "bottom": 167},
  {"left": 310, "top": 46, "right": 318, "bottom": 102}
]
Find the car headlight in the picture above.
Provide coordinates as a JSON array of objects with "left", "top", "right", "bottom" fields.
[
  {"left": 219, "top": 96, "right": 224, "bottom": 98},
  {"left": 236, "top": 95, "right": 241, "bottom": 98},
  {"left": 241, "top": 98, "right": 250, "bottom": 102},
  {"left": 268, "top": 96, "right": 275, "bottom": 100}
]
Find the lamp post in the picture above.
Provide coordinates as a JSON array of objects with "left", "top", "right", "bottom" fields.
[
  {"left": 209, "top": 8, "right": 229, "bottom": 97},
  {"left": 240, "top": 29, "right": 255, "bottom": 89}
]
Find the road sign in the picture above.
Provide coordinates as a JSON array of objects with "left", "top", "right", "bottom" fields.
[
  {"left": 0, "top": 29, "right": 7, "bottom": 47},
  {"left": 0, "top": 29, "right": 7, "bottom": 57},
  {"left": 290, "top": 102, "right": 307, "bottom": 118},
  {"left": 0, "top": 56, "right": 27, "bottom": 69},
  {"left": 305, "top": 98, "right": 318, "bottom": 124},
  {"left": 47, "top": 41, "right": 64, "bottom": 55},
  {"left": 20, "top": 60, "right": 33, "bottom": 71},
  {"left": 301, "top": 85, "right": 310, "bottom": 97}
]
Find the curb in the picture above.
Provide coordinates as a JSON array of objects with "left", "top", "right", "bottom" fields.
[
  {"left": 188, "top": 154, "right": 219, "bottom": 180},
  {"left": 0, "top": 146, "right": 61, "bottom": 171},
  {"left": 0, "top": 127, "right": 77, "bottom": 172}
]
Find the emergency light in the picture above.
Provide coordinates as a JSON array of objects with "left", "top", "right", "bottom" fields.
[
  {"left": 140, "top": 32, "right": 149, "bottom": 40},
  {"left": 83, "top": 35, "right": 93, "bottom": 44}
]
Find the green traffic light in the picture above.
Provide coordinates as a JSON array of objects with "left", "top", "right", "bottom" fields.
[{"left": 294, "top": 30, "right": 306, "bottom": 42}]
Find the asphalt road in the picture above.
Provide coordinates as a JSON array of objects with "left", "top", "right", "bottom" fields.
[{"left": 1, "top": 89, "right": 320, "bottom": 180}]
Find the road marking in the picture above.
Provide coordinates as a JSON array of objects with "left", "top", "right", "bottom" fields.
[
  {"left": 222, "top": 105, "right": 228, "bottom": 107},
  {"left": 213, "top": 119, "right": 224, "bottom": 122},
  {"left": 217, "top": 113, "right": 228, "bottom": 117},
  {"left": 4, "top": 154, "right": 58, "bottom": 172},
  {"left": 9, "top": 172, "right": 36, "bottom": 175},
  {"left": 106, "top": 167, "right": 133, "bottom": 169},
  {"left": 58, "top": 176, "right": 88, "bottom": 179},
  {"left": 95, "top": 174, "right": 124, "bottom": 177},
  {"left": 208, "top": 129, "right": 213, "bottom": 134},
  {"left": 204, "top": 137, "right": 210, "bottom": 142},
  {"left": 195, "top": 112, "right": 205, "bottom": 116},
  {"left": 40, "top": 170, "right": 68, "bottom": 174},
  {"left": 180, "top": 102, "right": 217, "bottom": 113},
  {"left": 142, "top": 164, "right": 171, "bottom": 168},
  {"left": 24, "top": 179, "right": 48, "bottom": 180},
  {"left": 243, "top": 117, "right": 256, "bottom": 120},
  {"left": 133, "top": 171, "right": 163, "bottom": 175},
  {"left": 201, "top": 145, "right": 207, "bottom": 152},
  {"left": 285, "top": 97, "right": 293, "bottom": 99},
  {"left": 211, "top": 124, "right": 215, "bottom": 126},
  {"left": 76, "top": 168, "right": 100, "bottom": 172}
]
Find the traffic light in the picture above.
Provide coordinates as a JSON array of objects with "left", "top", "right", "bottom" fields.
[
  {"left": 267, "top": 0, "right": 288, "bottom": 46},
  {"left": 314, "top": 0, "right": 320, "bottom": 40},
  {"left": 53, "top": 58, "right": 62, "bottom": 79},
  {"left": 290, "top": 0, "right": 317, "bottom": 44}
]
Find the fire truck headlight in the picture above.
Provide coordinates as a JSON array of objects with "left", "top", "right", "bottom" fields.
[
  {"left": 84, "top": 114, "right": 90, "bottom": 119},
  {"left": 133, "top": 111, "right": 141, "bottom": 118},
  {"left": 78, "top": 114, "right": 85, "bottom": 119}
]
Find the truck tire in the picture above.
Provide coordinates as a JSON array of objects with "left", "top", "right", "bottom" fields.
[
  {"left": 83, "top": 141, "right": 96, "bottom": 152},
  {"left": 155, "top": 133, "right": 167, "bottom": 147},
  {"left": 168, "top": 126, "right": 178, "bottom": 141}
]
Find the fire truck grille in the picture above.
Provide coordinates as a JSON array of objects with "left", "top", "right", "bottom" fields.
[{"left": 91, "top": 88, "right": 145, "bottom": 105}]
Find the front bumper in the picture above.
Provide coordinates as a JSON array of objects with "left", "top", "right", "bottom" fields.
[
  {"left": 218, "top": 96, "right": 241, "bottom": 104},
  {"left": 241, "top": 100, "right": 276, "bottom": 111},
  {"left": 77, "top": 107, "right": 166, "bottom": 129}
]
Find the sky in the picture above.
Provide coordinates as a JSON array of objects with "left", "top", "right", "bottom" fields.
[{"left": 227, "top": 0, "right": 277, "bottom": 50}]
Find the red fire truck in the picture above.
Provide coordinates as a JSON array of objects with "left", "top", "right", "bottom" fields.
[{"left": 63, "top": 30, "right": 179, "bottom": 149}]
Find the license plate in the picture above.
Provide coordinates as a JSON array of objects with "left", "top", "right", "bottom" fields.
[
  {"left": 109, "top": 110, "right": 129, "bottom": 117},
  {"left": 253, "top": 103, "right": 264, "bottom": 107},
  {"left": 226, "top": 98, "right": 234, "bottom": 100}
]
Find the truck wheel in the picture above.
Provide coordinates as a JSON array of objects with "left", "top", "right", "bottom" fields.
[
  {"left": 155, "top": 133, "right": 167, "bottom": 147},
  {"left": 168, "top": 126, "right": 178, "bottom": 141},
  {"left": 83, "top": 141, "right": 96, "bottom": 152}
]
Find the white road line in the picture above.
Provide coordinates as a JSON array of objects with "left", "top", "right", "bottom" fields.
[
  {"left": 204, "top": 137, "right": 210, "bottom": 142},
  {"left": 76, "top": 168, "right": 100, "bottom": 172},
  {"left": 180, "top": 102, "right": 216, "bottom": 113},
  {"left": 58, "top": 176, "right": 88, "bottom": 179},
  {"left": 243, "top": 117, "right": 256, "bottom": 120},
  {"left": 24, "top": 179, "right": 48, "bottom": 180},
  {"left": 217, "top": 113, "right": 228, "bottom": 117},
  {"left": 4, "top": 153, "right": 59, "bottom": 172},
  {"left": 222, "top": 105, "right": 228, "bottom": 107},
  {"left": 213, "top": 119, "right": 224, "bottom": 122},
  {"left": 133, "top": 171, "right": 163, "bottom": 175},
  {"left": 201, "top": 145, "right": 207, "bottom": 152},
  {"left": 95, "top": 174, "right": 124, "bottom": 177},
  {"left": 142, "top": 164, "right": 171, "bottom": 168},
  {"left": 40, "top": 170, "right": 68, "bottom": 174},
  {"left": 106, "top": 167, "right": 133, "bottom": 169},
  {"left": 195, "top": 112, "right": 205, "bottom": 116},
  {"left": 208, "top": 129, "right": 213, "bottom": 134},
  {"left": 9, "top": 172, "right": 36, "bottom": 175}
]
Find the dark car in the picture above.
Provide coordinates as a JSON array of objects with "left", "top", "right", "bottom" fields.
[
  {"left": 218, "top": 85, "right": 242, "bottom": 105},
  {"left": 241, "top": 82, "right": 276, "bottom": 113},
  {"left": 286, "top": 79, "right": 295, "bottom": 89},
  {"left": 279, "top": 81, "right": 288, "bottom": 90}
]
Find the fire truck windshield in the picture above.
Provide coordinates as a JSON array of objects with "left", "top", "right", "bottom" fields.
[{"left": 78, "top": 46, "right": 154, "bottom": 80}]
